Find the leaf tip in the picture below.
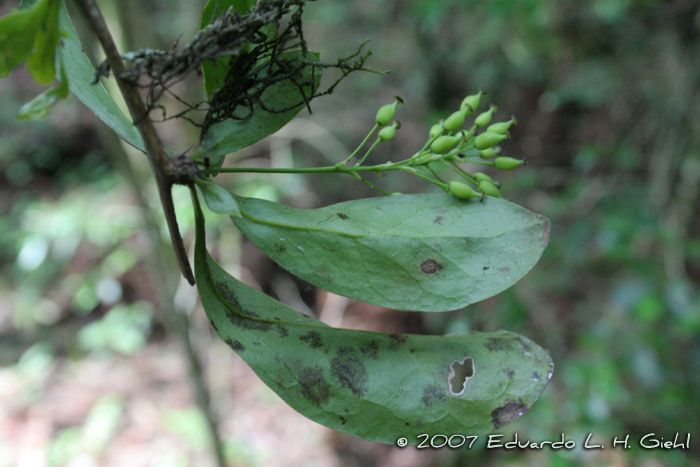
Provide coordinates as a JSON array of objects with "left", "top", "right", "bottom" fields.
[{"left": 491, "top": 402, "right": 529, "bottom": 429}]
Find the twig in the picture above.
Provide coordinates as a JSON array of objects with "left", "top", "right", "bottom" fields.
[
  {"left": 73, "top": 0, "right": 195, "bottom": 285},
  {"left": 102, "top": 128, "right": 227, "bottom": 467}
]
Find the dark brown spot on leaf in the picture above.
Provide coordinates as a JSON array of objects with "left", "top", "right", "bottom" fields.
[
  {"left": 339, "top": 416, "right": 347, "bottom": 425},
  {"left": 361, "top": 340, "right": 379, "bottom": 359},
  {"left": 422, "top": 385, "right": 447, "bottom": 408},
  {"left": 517, "top": 336, "right": 532, "bottom": 352},
  {"left": 276, "top": 324, "right": 289, "bottom": 337},
  {"left": 299, "top": 330, "right": 324, "bottom": 348},
  {"left": 485, "top": 337, "right": 516, "bottom": 352},
  {"left": 231, "top": 340, "right": 245, "bottom": 351},
  {"left": 298, "top": 366, "right": 331, "bottom": 406},
  {"left": 275, "top": 243, "right": 287, "bottom": 254},
  {"left": 331, "top": 347, "right": 368, "bottom": 396},
  {"left": 492, "top": 402, "right": 528, "bottom": 429},
  {"left": 225, "top": 338, "right": 245, "bottom": 352},
  {"left": 216, "top": 281, "right": 272, "bottom": 332},
  {"left": 388, "top": 334, "right": 408, "bottom": 345},
  {"left": 420, "top": 259, "right": 443, "bottom": 275},
  {"left": 483, "top": 266, "right": 489, "bottom": 271},
  {"left": 337, "top": 213, "right": 349, "bottom": 220},
  {"left": 507, "top": 369, "right": 515, "bottom": 378},
  {"left": 433, "top": 216, "right": 443, "bottom": 225}
]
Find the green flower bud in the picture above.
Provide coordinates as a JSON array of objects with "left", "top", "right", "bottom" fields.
[
  {"left": 460, "top": 89, "right": 485, "bottom": 114},
  {"left": 429, "top": 119, "right": 445, "bottom": 138},
  {"left": 475, "top": 105, "right": 497, "bottom": 128},
  {"left": 431, "top": 135, "right": 461, "bottom": 154},
  {"left": 444, "top": 109, "right": 467, "bottom": 132},
  {"left": 478, "top": 147, "right": 501, "bottom": 159},
  {"left": 494, "top": 156, "right": 525, "bottom": 170},
  {"left": 473, "top": 172, "right": 494, "bottom": 183},
  {"left": 486, "top": 115, "right": 517, "bottom": 135},
  {"left": 375, "top": 96, "right": 404, "bottom": 126},
  {"left": 449, "top": 181, "right": 479, "bottom": 199},
  {"left": 378, "top": 120, "right": 401, "bottom": 141},
  {"left": 479, "top": 180, "right": 501, "bottom": 198},
  {"left": 474, "top": 131, "right": 508, "bottom": 150}
]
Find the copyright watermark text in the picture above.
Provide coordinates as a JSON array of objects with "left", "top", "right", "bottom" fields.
[{"left": 396, "top": 432, "right": 691, "bottom": 450}]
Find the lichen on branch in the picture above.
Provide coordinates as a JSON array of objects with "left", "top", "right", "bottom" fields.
[{"left": 95, "top": 0, "right": 382, "bottom": 139}]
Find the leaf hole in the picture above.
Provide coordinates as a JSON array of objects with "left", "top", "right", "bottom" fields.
[{"left": 448, "top": 356, "right": 475, "bottom": 396}]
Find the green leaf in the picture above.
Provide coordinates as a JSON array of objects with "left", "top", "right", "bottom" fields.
[
  {"left": 194, "top": 50, "right": 321, "bottom": 166},
  {"left": 193, "top": 191, "right": 553, "bottom": 444},
  {"left": 17, "top": 60, "right": 69, "bottom": 119},
  {"left": 196, "top": 179, "right": 241, "bottom": 216},
  {"left": 231, "top": 193, "right": 550, "bottom": 312},
  {"left": 0, "top": 0, "right": 47, "bottom": 79},
  {"left": 56, "top": 1, "right": 144, "bottom": 150},
  {"left": 200, "top": 0, "right": 257, "bottom": 98},
  {"left": 25, "top": 0, "right": 61, "bottom": 85}
]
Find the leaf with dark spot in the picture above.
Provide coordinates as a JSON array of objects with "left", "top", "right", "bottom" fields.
[
  {"left": 299, "top": 330, "right": 324, "bottom": 348},
  {"left": 486, "top": 337, "right": 516, "bottom": 352},
  {"left": 331, "top": 347, "right": 368, "bottom": 396},
  {"left": 422, "top": 385, "right": 447, "bottom": 408},
  {"left": 361, "top": 340, "right": 379, "bottom": 359},
  {"left": 193, "top": 190, "right": 552, "bottom": 445},
  {"left": 389, "top": 334, "right": 408, "bottom": 344},
  {"left": 298, "top": 366, "right": 331, "bottom": 406},
  {"left": 230, "top": 194, "right": 550, "bottom": 311},
  {"left": 420, "top": 259, "right": 443, "bottom": 275},
  {"left": 229, "top": 339, "right": 245, "bottom": 351}
]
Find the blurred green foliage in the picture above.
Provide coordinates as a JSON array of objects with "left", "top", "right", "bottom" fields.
[
  {"left": 304, "top": 0, "right": 700, "bottom": 464},
  {"left": 1, "top": 0, "right": 700, "bottom": 465}
]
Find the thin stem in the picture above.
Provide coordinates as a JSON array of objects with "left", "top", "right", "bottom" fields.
[
  {"left": 101, "top": 116, "right": 228, "bottom": 467},
  {"left": 355, "top": 138, "right": 381, "bottom": 166},
  {"left": 460, "top": 158, "right": 496, "bottom": 167},
  {"left": 398, "top": 166, "right": 449, "bottom": 190},
  {"left": 427, "top": 164, "right": 447, "bottom": 184},
  {"left": 338, "top": 123, "right": 379, "bottom": 166},
  {"left": 356, "top": 175, "right": 390, "bottom": 195},
  {"left": 73, "top": 0, "right": 194, "bottom": 285},
  {"left": 178, "top": 311, "right": 229, "bottom": 467},
  {"left": 446, "top": 160, "right": 478, "bottom": 184},
  {"left": 202, "top": 163, "right": 406, "bottom": 175}
]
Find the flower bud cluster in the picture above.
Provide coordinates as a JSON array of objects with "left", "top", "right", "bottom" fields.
[
  {"left": 414, "top": 90, "right": 525, "bottom": 200},
  {"left": 358, "top": 92, "right": 526, "bottom": 200}
]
